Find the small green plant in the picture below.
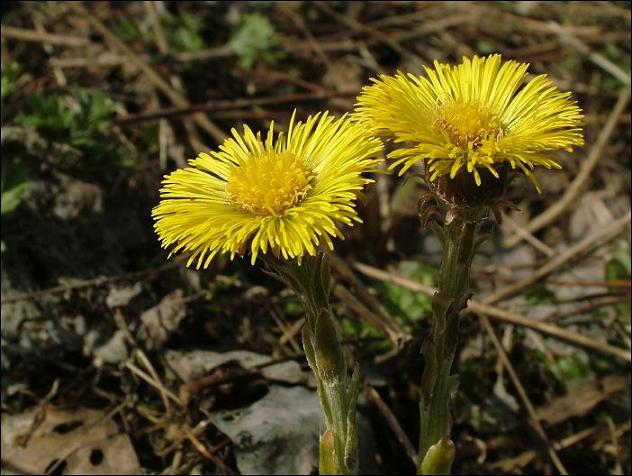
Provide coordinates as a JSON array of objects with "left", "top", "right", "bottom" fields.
[
  {"left": 1, "top": 160, "right": 30, "bottom": 253},
  {"left": 1, "top": 62, "right": 20, "bottom": 101},
  {"left": 163, "top": 14, "right": 205, "bottom": 53},
  {"left": 556, "top": 354, "right": 589, "bottom": 380},
  {"left": 381, "top": 261, "right": 436, "bottom": 331},
  {"left": 605, "top": 247, "right": 631, "bottom": 318},
  {"left": 523, "top": 286, "right": 558, "bottom": 306},
  {"left": 1, "top": 161, "right": 29, "bottom": 216},
  {"left": 228, "top": 13, "right": 284, "bottom": 70},
  {"left": 15, "top": 90, "right": 131, "bottom": 167},
  {"left": 474, "top": 41, "right": 494, "bottom": 55},
  {"left": 114, "top": 18, "right": 142, "bottom": 43}
]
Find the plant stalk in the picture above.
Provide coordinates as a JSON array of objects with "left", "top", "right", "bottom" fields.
[
  {"left": 418, "top": 209, "right": 483, "bottom": 474},
  {"left": 265, "top": 253, "right": 360, "bottom": 475}
]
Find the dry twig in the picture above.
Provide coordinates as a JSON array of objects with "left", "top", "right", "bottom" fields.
[
  {"left": 480, "top": 316, "right": 569, "bottom": 475},
  {"left": 353, "top": 260, "right": 631, "bottom": 362},
  {"left": 505, "top": 87, "right": 631, "bottom": 247}
]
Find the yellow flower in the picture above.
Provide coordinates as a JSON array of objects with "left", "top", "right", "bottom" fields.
[
  {"left": 152, "top": 111, "right": 383, "bottom": 269},
  {"left": 354, "top": 54, "right": 584, "bottom": 191}
]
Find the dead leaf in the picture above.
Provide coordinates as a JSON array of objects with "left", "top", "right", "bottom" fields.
[
  {"left": 536, "top": 374, "right": 628, "bottom": 425},
  {"left": 1, "top": 406, "right": 140, "bottom": 475},
  {"left": 138, "top": 289, "right": 185, "bottom": 349}
]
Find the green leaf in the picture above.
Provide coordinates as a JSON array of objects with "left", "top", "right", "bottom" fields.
[
  {"left": 557, "top": 355, "right": 589, "bottom": 380},
  {"left": 1, "top": 181, "right": 29, "bottom": 215},
  {"left": 605, "top": 248, "right": 631, "bottom": 318},
  {"left": 15, "top": 93, "right": 72, "bottom": 140},
  {"left": 1, "top": 62, "right": 20, "bottom": 101},
  {"left": 523, "top": 286, "right": 558, "bottom": 306},
  {"left": 475, "top": 41, "right": 495, "bottom": 55},
  {"left": 72, "top": 89, "right": 116, "bottom": 134},
  {"left": 114, "top": 19, "right": 142, "bottom": 43},
  {"left": 14, "top": 90, "right": 131, "bottom": 168},
  {"left": 380, "top": 261, "right": 436, "bottom": 329},
  {"left": 606, "top": 248, "right": 631, "bottom": 279},
  {"left": 228, "top": 13, "right": 284, "bottom": 70},
  {"left": 1, "top": 160, "right": 30, "bottom": 215},
  {"left": 163, "top": 14, "right": 205, "bottom": 53}
]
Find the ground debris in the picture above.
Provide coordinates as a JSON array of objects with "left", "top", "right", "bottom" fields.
[
  {"left": 536, "top": 374, "right": 629, "bottom": 426},
  {"left": 1, "top": 406, "right": 140, "bottom": 475}
]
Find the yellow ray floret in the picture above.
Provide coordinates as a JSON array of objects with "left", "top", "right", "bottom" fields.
[
  {"left": 354, "top": 54, "right": 584, "bottom": 192},
  {"left": 152, "top": 111, "right": 383, "bottom": 269}
]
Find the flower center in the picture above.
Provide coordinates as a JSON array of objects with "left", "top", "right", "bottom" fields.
[
  {"left": 228, "top": 150, "right": 313, "bottom": 216},
  {"left": 438, "top": 101, "right": 502, "bottom": 148}
]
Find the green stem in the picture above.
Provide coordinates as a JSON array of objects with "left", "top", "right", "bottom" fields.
[
  {"left": 265, "top": 253, "right": 360, "bottom": 475},
  {"left": 418, "top": 210, "right": 482, "bottom": 474}
]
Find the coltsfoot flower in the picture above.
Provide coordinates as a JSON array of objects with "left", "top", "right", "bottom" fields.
[
  {"left": 354, "top": 54, "right": 584, "bottom": 192},
  {"left": 152, "top": 111, "right": 383, "bottom": 269}
]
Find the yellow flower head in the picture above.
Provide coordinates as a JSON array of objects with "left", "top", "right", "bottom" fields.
[
  {"left": 152, "top": 111, "right": 383, "bottom": 269},
  {"left": 354, "top": 54, "right": 584, "bottom": 192}
]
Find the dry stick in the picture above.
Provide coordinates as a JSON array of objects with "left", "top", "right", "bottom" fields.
[
  {"left": 115, "top": 91, "right": 356, "bottom": 126},
  {"left": 270, "top": 305, "right": 302, "bottom": 354},
  {"left": 281, "top": 5, "right": 332, "bottom": 68},
  {"left": 488, "top": 212, "right": 631, "bottom": 305},
  {"left": 0, "top": 256, "right": 186, "bottom": 304},
  {"left": 0, "top": 25, "right": 88, "bottom": 46},
  {"left": 331, "top": 255, "right": 409, "bottom": 346},
  {"left": 176, "top": 14, "right": 470, "bottom": 63},
  {"left": 548, "top": 279, "right": 631, "bottom": 289},
  {"left": 69, "top": 2, "right": 226, "bottom": 144},
  {"left": 549, "top": 22, "right": 631, "bottom": 85},
  {"left": 31, "top": 13, "right": 470, "bottom": 69},
  {"left": 505, "top": 86, "right": 631, "bottom": 248},
  {"left": 352, "top": 261, "right": 631, "bottom": 362},
  {"left": 144, "top": 1, "right": 169, "bottom": 54},
  {"left": 502, "top": 215, "right": 555, "bottom": 257},
  {"left": 32, "top": 18, "right": 67, "bottom": 87},
  {"left": 480, "top": 316, "right": 568, "bottom": 475},
  {"left": 468, "top": 301, "right": 630, "bottom": 361},
  {"left": 279, "top": 317, "right": 305, "bottom": 346},
  {"left": 366, "top": 385, "right": 419, "bottom": 467},
  {"left": 144, "top": 1, "right": 205, "bottom": 153},
  {"left": 334, "top": 284, "right": 405, "bottom": 347},
  {"left": 135, "top": 349, "right": 173, "bottom": 413},
  {"left": 490, "top": 426, "right": 597, "bottom": 471},
  {"left": 124, "top": 360, "right": 181, "bottom": 405},
  {"left": 314, "top": 1, "right": 424, "bottom": 69}
]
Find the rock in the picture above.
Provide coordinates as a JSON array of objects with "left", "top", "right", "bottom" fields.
[
  {"left": 138, "top": 290, "right": 185, "bottom": 349},
  {"left": 93, "top": 329, "right": 129, "bottom": 365},
  {"left": 105, "top": 282, "right": 142, "bottom": 309},
  {"left": 165, "top": 349, "right": 308, "bottom": 385},
  {"left": 210, "top": 385, "right": 322, "bottom": 475}
]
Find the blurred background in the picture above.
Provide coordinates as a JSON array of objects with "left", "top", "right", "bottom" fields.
[{"left": 1, "top": 2, "right": 630, "bottom": 474}]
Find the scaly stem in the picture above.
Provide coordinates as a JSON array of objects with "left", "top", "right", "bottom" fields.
[
  {"left": 265, "top": 253, "right": 361, "bottom": 475},
  {"left": 418, "top": 209, "right": 483, "bottom": 474}
]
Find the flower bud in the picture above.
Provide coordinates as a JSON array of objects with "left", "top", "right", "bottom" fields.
[
  {"left": 428, "top": 163, "right": 510, "bottom": 208},
  {"left": 319, "top": 430, "right": 338, "bottom": 475},
  {"left": 313, "top": 308, "right": 345, "bottom": 383},
  {"left": 421, "top": 436, "right": 455, "bottom": 475}
]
